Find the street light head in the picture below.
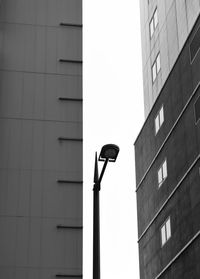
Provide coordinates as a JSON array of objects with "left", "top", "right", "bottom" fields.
[{"left": 99, "top": 144, "right": 120, "bottom": 162}]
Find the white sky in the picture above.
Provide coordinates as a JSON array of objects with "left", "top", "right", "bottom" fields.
[{"left": 83, "top": 0, "right": 144, "bottom": 278}]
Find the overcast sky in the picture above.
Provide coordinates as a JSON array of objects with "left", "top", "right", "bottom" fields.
[{"left": 83, "top": 0, "right": 144, "bottom": 278}]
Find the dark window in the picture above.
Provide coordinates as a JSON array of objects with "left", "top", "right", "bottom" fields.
[
  {"left": 152, "top": 53, "right": 161, "bottom": 83},
  {"left": 190, "top": 25, "right": 200, "bottom": 62},
  {"left": 194, "top": 95, "right": 200, "bottom": 124}
]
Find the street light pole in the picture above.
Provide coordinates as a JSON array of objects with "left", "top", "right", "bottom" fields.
[
  {"left": 93, "top": 153, "right": 101, "bottom": 279},
  {"left": 93, "top": 144, "right": 119, "bottom": 279}
]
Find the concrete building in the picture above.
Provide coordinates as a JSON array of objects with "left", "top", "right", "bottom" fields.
[
  {"left": 0, "top": 1, "right": 82, "bottom": 278},
  {"left": 135, "top": 1, "right": 200, "bottom": 279},
  {"left": 140, "top": 0, "right": 200, "bottom": 117}
]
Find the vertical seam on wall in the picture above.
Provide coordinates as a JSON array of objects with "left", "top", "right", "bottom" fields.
[
  {"left": 158, "top": 1, "right": 162, "bottom": 93},
  {"left": 165, "top": 2, "right": 171, "bottom": 71},
  {"left": 164, "top": 0, "right": 170, "bottom": 96},
  {"left": 39, "top": 1, "right": 48, "bottom": 277},
  {"left": 185, "top": 0, "right": 189, "bottom": 33},
  {"left": 174, "top": 0, "right": 180, "bottom": 51},
  {"left": 28, "top": 19, "right": 37, "bottom": 270},
  {"left": 1, "top": 18, "right": 9, "bottom": 259},
  {"left": 28, "top": 112, "right": 34, "bottom": 276}
]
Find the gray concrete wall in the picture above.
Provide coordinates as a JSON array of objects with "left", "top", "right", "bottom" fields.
[
  {"left": 0, "top": 0, "right": 82, "bottom": 278},
  {"left": 135, "top": 15, "right": 200, "bottom": 279},
  {"left": 140, "top": 0, "right": 200, "bottom": 117},
  {"left": 138, "top": 165, "right": 200, "bottom": 279}
]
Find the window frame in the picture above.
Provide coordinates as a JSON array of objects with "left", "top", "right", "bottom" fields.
[
  {"left": 152, "top": 53, "right": 161, "bottom": 83},
  {"left": 157, "top": 158, "right": 167, "bottom": 188},
  {"left": 152, "top": 62, "right": 157, "bottom": 82},
  {"left": 155, "top": 105, "right": 164, "bottom": 135},
  {"left": 161, "top": 217, "right": 171, "bottom": 247},
  {"left": 150, "top": 18, "right": 154, "bottom": 38},
  {"left": 156, "top": 53, "right": 161, "bottom": 72},
  {"left": 149, "top": 7, "right": 158, "bottom": 38},
  {"left": 154, "top": 9, "right": 158, "bottom": 29}
]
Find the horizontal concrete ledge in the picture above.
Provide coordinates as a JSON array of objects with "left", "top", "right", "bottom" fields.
[
  {"left": 57, "top": 180, "right": 83, "bottom": 184},
  {"left": 59, "top": 59, "right": 83, "bottom": 64},
  {"left": 58, "top": 137, "right": 83, "bottom": 142},
  {"left": 155, "top": 230, "right": 200, "bottom": 279},
  {"left": 56, "top": 275, "right": 82, "bottom": 278},
  {"left": 56, "top": 225, "right": 83, "bottom": 230},
  {"left": 58, "top": 97, "right": 83, "bottom": 102},
  {"left": 60, "top": 22, "right": 82, "bottom": 28},
  {"left": 0, "top": 68, "right": 82, "bottom": 78},
  {"left": 138, "top": 154, "right": 200, "bottom": 242},
  {"left": 136, "top": 81, "right": 200, "bottom": 192}
]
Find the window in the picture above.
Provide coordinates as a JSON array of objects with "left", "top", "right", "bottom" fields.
[
  {"left": 194, "top": 95, "right": 200, "bottom": 124},
  {"left": 161, "top": 217, "right": 171, "bottom": 246},
  {"left": 152, "top": 53, "right": 161, "bottom": 82},
  {"left": 155, "top": 105, "right": 164, "bottom": 134},
  {"left": 150, "top": 8, "right": 158, "bottom": 38},
  {"left": 158, "top": 159, "right": 167, "bottom": 187},
  {"left": 150, "top": 20, "right": 154, "bottom": 38}
]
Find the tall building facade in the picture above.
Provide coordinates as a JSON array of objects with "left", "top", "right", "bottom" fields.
[
  {"left": 0, "top": 1, "right": 82, "bottom": 278},
  {"left": 140, "top": 0, "right": 200, "bottom": 117},
  {"left": 135, "top": 1, "right": 200, "bottom": 279}
]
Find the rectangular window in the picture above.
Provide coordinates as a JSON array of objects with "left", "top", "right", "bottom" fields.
[
  {"left": 152, "top": 63, "right": 157, "bottom": 82},
  {"left": 156, "top": 53, "right": 161, "bottom": 72},
  {"left": 150, "top": 20, "right": 154, "bottom": 38},
  {"left": 194, "top": 95, "right": 200, "bottom": 124},
  {"left": 161, "top": 217, "right": 171, "bottom": 246},
  {"left": 155, "top": 105, "right": 164, "bottom": 134},
  {"left": 158, "top": 159, "right": 167, "bottom": 187},
  {"left": 149, "top": 8, "right": 158, "bottom": 38},
  {"left": 154, "top": 9, "right": 158, "bottom": 28},
  {"left": 152, "top": 53, "right": 161, "bottom": 82}
]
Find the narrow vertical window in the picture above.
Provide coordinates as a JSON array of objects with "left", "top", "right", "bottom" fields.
[
  {"left": 161, "top": 225, "right": 166, "bottom": 245},
  {"left": 155, "top": 115, "right": 159, "bottom": 134},
  {"left": 159, "top": 105, "right": 164, "bottom": 125},
  {"left": 158, "top": 168, "right": 163, "bottom": 186},
  {"left": 155, "top": 105, "right": 164, "bottom": 134},
  {"left": 158, "top": 159, "right": 167, "bottom": 187},
  {"left": 154, "top": 9, "right": 158, "bottom": 28},
  {"left": 149, "top": 8, "right": 158, "bottom": 38},
  {"left": 152, "top": 63, "right": 157, "bottom": 82},
  {"left": 150, "top": 19, "right": 154, "bottom": 38},
  {"left": 152, "top": 53, "right": 161, "bottom": 82},
  {"left": 161, "top": 217, "right": 171, "bottom": 246},
  {"left": 162, "top": 160, "right": 167, "bottom": 179},
  {"left": 166, "top": 218, "right": 171, "bottom": 239},
  {"left": 156, "top": 53, "right": 161, "bottom": 73}
]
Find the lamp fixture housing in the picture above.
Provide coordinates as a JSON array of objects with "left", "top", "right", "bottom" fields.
[{"left": 99, "top": 144, "right": 119, "bottom": 162}]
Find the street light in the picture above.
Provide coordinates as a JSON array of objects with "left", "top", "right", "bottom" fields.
[{"left": 93, "top": 144, "right": 120, "bottom": 279}]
